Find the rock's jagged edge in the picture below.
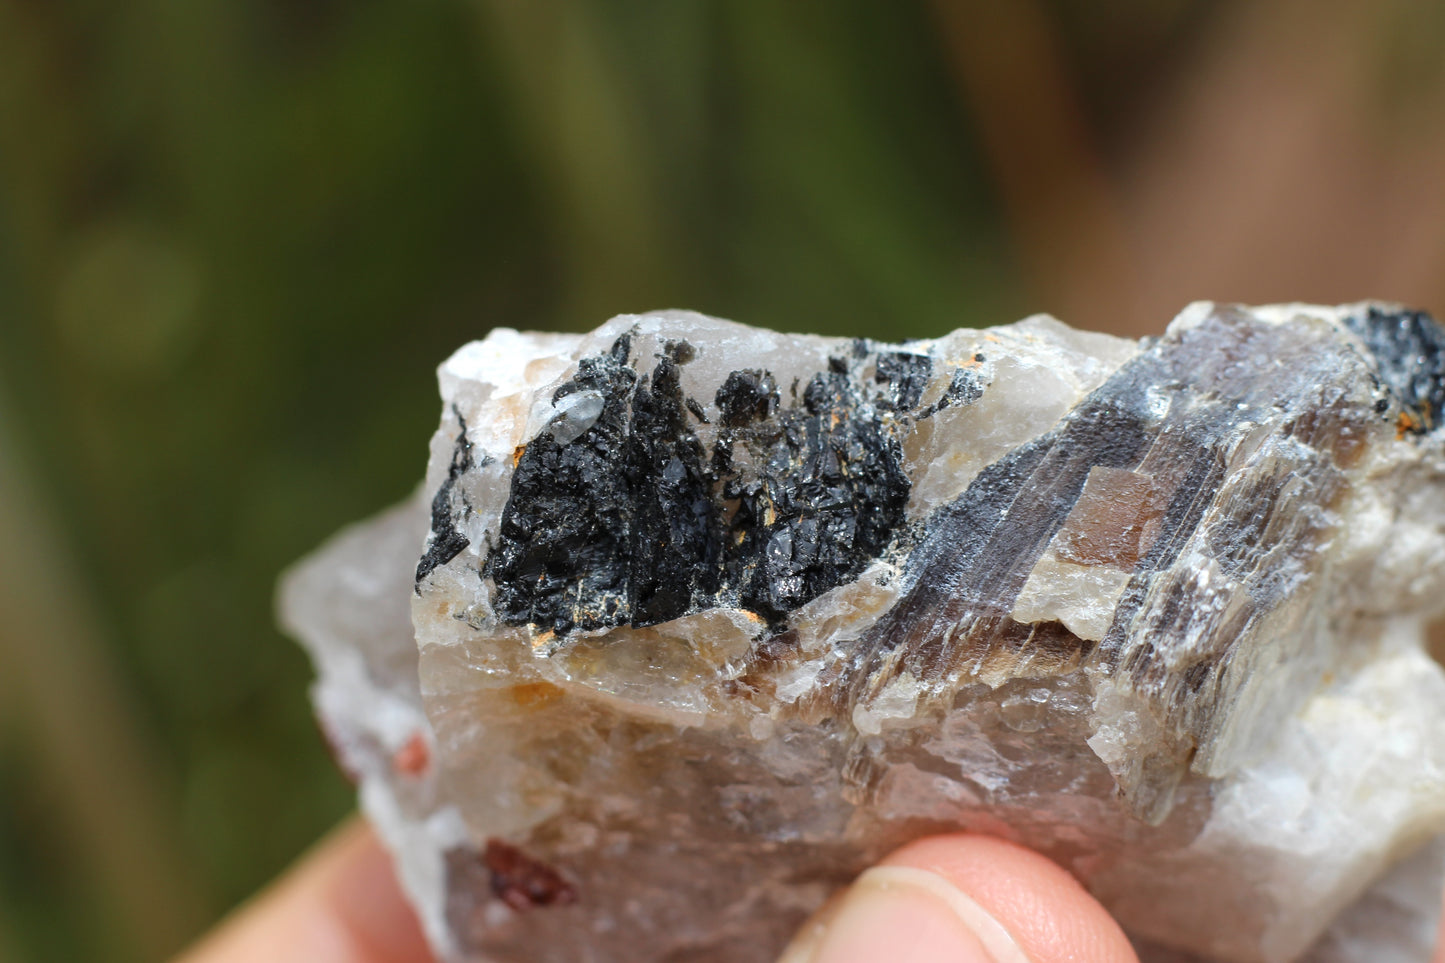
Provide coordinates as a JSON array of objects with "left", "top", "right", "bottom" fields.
[{"left": 283, "top": 302, "right": 1445, "bottom": 963}]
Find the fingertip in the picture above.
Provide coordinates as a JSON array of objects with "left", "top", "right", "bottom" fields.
[
  {"left": 779, "top": 834, "right": 1137, "bottom": 963},
  {"left": 880, "top": 835, "right": 1137, "bottom": 963}
]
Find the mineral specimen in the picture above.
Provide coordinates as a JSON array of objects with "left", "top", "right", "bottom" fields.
[{"left": 281, "top": 302, "right": 1445, "bottom": 963}]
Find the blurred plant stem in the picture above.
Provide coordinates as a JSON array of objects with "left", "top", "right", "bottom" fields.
[
  {"left": 0, "top": 900, "right": 23, "bottom": 963},
  {"left": 930, "top": 0, "right": 1145, "bottom": 336},
  {"left": 0, "top": 382, "right": 207, "bottom": 960},
  {"left": 471, "top": 1, "right": 688, "bottom": 326}
]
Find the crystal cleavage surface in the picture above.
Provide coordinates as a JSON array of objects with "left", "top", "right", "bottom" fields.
[{"left": 281, "top": 302, "right": 1445, "bottom": 963}]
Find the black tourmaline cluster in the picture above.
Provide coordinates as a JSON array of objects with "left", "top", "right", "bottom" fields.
[{"left": 488, "top": 333, "right": 937, "bottom": 633}]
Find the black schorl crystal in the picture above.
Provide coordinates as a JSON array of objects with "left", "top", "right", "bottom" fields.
[
  {"left": 415, "top": 412, "right": 476, "bottom": 585},
  {"left": 487, "top": 336, "right": 640, "bottom": 634},
  {"left": 1343, "top": 305, "right": 1445, "bottom": 434},
  {"left": 487, "top": 335, "right": 923, "bottom": 634}
]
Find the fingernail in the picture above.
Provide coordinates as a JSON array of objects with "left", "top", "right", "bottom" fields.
[{"left": 778, "top": 866, "right": 1032, "bottom": 963}]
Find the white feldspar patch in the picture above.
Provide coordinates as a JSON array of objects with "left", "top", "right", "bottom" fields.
[
  {"left": 284, "top": 303, "right": 1445, "bottom": 963},
  {"left": 851, "top": 672, "right": 923, "bottom": 736},
  {"left": 1012, "top": 555, "right": 1133, "bottom": 641}
]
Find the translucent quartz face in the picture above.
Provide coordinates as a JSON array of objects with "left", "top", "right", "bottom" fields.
[{"left": 283, "top": 303, "right": 1445, "bottom": 963}]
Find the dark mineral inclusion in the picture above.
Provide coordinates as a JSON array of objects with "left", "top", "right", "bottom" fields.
[{"left": 485, "top": 333, "right": 946, "bottom": 633}]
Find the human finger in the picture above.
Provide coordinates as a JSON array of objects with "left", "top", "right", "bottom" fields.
[
  {"left": 174, "top": 817, "right": 431, "bottom": 963},
  {"left": 778, "top": 834, "right": 1138, "bottom": 963}
]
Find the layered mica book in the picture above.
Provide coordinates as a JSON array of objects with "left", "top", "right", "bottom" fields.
[{"left": 281, "top": 302, "right": 1445, "bottom": 963}]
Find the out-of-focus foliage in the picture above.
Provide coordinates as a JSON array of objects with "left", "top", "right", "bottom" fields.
[{"left": 2, "top": 2, "right": 1444, "bottom": 961}]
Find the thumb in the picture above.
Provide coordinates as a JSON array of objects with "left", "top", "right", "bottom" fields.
[{"left": 778, "top": 835, "right": 1138, "bottom": 963}]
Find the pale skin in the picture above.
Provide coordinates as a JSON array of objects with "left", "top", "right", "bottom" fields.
[{"left": 177, "top": 817, "right": 1445, "bottom": 963}]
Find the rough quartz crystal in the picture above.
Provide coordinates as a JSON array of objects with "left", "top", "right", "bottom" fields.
[{"left": 281, "top": 302, "right": 1445, "bottom": 963}]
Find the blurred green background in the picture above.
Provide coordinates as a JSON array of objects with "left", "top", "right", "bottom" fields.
[{"left": 3, "top": 2, "right": 1445, "bottom": 960}]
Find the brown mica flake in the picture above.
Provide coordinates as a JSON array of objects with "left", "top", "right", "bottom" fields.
[
  {"left": 484, "top": 838, "right": 578, "bottom": 911},
  {"left": 1286, "top": 402, "right": 1372, "bottom": 468},
  {"left": 1053, "top": 466, "right": 1169, "bottom": 569},
  {"left": 1327, "top": 418, "right": 1369, "bottom": 468}
]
